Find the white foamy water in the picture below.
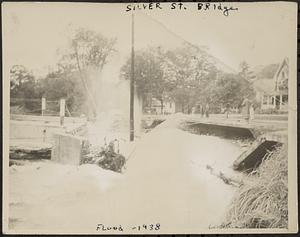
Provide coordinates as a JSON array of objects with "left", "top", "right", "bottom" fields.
[
  {"left": 85, "top": 55, "right": 143, "bottom": 150},
  {"left": 8, "top": 119, "right": 244, "bottom": 234}
]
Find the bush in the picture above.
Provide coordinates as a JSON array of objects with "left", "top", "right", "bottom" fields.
[
  {"left": 255, "top": 108, "right": 288, "bottom": 115},
  {"left": 81, "top": 139, "right": 126, "bottom": 173}
]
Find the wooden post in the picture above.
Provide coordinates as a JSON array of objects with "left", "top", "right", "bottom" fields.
[
  {"left": 279, "top": 95, "right": 283, "bottom": 110},
  {"left": 60, "top": 99, "right": 65, "bottom": 126},
  {"left": 42, "top": 97, "right": 46, "bottom": 116}
]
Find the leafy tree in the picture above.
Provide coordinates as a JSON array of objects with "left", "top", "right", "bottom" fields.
[
  {"left": 239, "top": 61, "right": 250, "bottom": 79},
  {"left": 10, "top": 65, "right": 36, "bottom": 98},
  {"left": 58, "top": 28, "right": 117, "bottom": 72},
  {"left": 10, "top": 28, "right": 117, "bottom": 118},
  {"left": 163, "top": 46, "right": 218, "bottom": 113},
  {"left": 121, "top": 47, "right": 170, "bottom": 113},
  {"left": 121, "top": 45, "right": 220, "bottom": 114},
  {"left": 10, "top": 65, "right": 40, "bottom": 112},
  {"left": 36, "top": 70, "right": 86, "bottom": 116},
  {"left": 58, "top": 28, "right": 117, "bottom": 118},
  {"left": 213, "top": 73, "right": 255, "bottom": 108}
]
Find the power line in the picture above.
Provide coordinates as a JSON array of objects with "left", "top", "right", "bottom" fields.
[
  {"left": 136, "top": 12, "right": 295, "bottom": 112},
  {"left": 138, "top": 11, "right": 237, "bottom": 73}
]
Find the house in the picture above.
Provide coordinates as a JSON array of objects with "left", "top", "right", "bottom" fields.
[
  {"left": 253, "top": 78, "right": 276, "bottom": 110},
  {"left": 143, "top": 97, "right": 175, "bottom": 114},
  {"left": 273, "top": 58, "right": 289, "bottom": 111},
  {"left": 253, "top": 58, "right": 289, "bottom": 112},
  {"left": 164, "top": 101, "right": 176, "bottom": 114}
]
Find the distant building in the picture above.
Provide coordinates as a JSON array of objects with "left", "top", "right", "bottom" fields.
[
  {"left": 253, "top": 58, "right": 289, "bottom": 112},
  {"left": 143, "top": 97, "right": 175, "bottom": 114},
  {"left": 273, "top": 58, "right": 289, "bottom": 111}
]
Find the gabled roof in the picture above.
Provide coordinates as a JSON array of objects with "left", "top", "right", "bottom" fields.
[
  {"left": 273, "top": 57, "right": 289, "bottom": 80},
  {"left": 273, "top": 57, "right": 289, "bottom": 92},
  {"left": 252, "top": 58, "right": 289, "bottom": 95}
]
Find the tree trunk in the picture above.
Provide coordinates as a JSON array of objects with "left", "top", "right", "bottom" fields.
[
  {"left": 149, "top": 95, "right": 152, "bottom": 112},
  {"left": 74, "top": 47, "right": 97, "bottom": 119}
]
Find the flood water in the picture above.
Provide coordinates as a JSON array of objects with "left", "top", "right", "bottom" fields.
[{"left": 8, "top": 120, "right": 245, "bottom": 234}]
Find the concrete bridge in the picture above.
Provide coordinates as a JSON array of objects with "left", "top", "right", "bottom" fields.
[
  {"left": 175, "top": 115, "right": 287, "bottom": 172},
  {"left": 143, "top": 113, "right": 287, "bottom": 139}
]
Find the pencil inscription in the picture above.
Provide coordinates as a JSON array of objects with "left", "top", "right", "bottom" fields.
[
  {"left": 125, "top": 2, "right": 239, "bottom": 16},
  {"left": 197, "top": 3, "right": 239, "bottom": 16},
  {"left": 96, "top": 223, "right": 161, "bottom": 232}
]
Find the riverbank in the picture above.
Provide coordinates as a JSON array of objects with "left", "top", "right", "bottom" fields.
[{"left": 221, "top": 144, "right": 288, "bottom": 228}]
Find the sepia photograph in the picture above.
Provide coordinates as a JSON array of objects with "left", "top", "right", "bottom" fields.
[{"left": 2, "top": 1, "right": 298, "bottom": 234}]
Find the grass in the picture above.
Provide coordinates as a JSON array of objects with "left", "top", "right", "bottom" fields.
[{"left": 221, "top": 144, "right": 288, "bottom": 228}]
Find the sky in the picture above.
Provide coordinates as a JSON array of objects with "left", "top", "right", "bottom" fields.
[{"left": 2, "top": 2, "right": 297, "bottom": 77}]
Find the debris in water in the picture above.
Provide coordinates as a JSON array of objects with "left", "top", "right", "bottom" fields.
[
  {"left": 81, "top": 138, "right": 126, "bottom": 173},
  {"left": 206, "top": 165, "right": 242, "bottom": 187},
  {"left": 9, "top": 159, "right": 27, "bottom": 167},
  {"left": 9, "top": 142, "right": 52, "bottom": 160}
]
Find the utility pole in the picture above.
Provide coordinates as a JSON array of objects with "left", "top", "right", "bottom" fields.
[
  {"left": 59, "top": 98, "right": 65, "bottom": 126},
  {"left": 130, "top": 13, "right": 135, "bottom": 141},
  {"left": 41, "top": 97, "right": 46, "bottom": 116}
]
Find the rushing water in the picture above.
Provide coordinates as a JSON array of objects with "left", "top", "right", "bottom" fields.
[{"left": 9, "top": 120, "right": 245, "bottom": 233}]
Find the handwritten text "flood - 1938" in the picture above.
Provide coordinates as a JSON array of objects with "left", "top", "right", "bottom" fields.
[{"left": 96, "top": 223, "right": 161, "bottom": 232}]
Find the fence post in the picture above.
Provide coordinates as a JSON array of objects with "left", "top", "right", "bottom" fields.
[
  {"left": 42, "top": 97, "right": 46, "bottom": 116},
  {"left": 60, "top": 98, "right": 65, "bottom": 126}
]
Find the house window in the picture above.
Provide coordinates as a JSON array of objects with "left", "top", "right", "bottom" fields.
[
  {"left": 271, "top": 96, "right": 275, "bottom": 105},
  {"left": 282, "top": 95, "right": 288, "bottom": 103}
]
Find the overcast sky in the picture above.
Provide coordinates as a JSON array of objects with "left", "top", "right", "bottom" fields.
[{"left": 2, "top": 2, "right": 297, "bottom": 77}]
